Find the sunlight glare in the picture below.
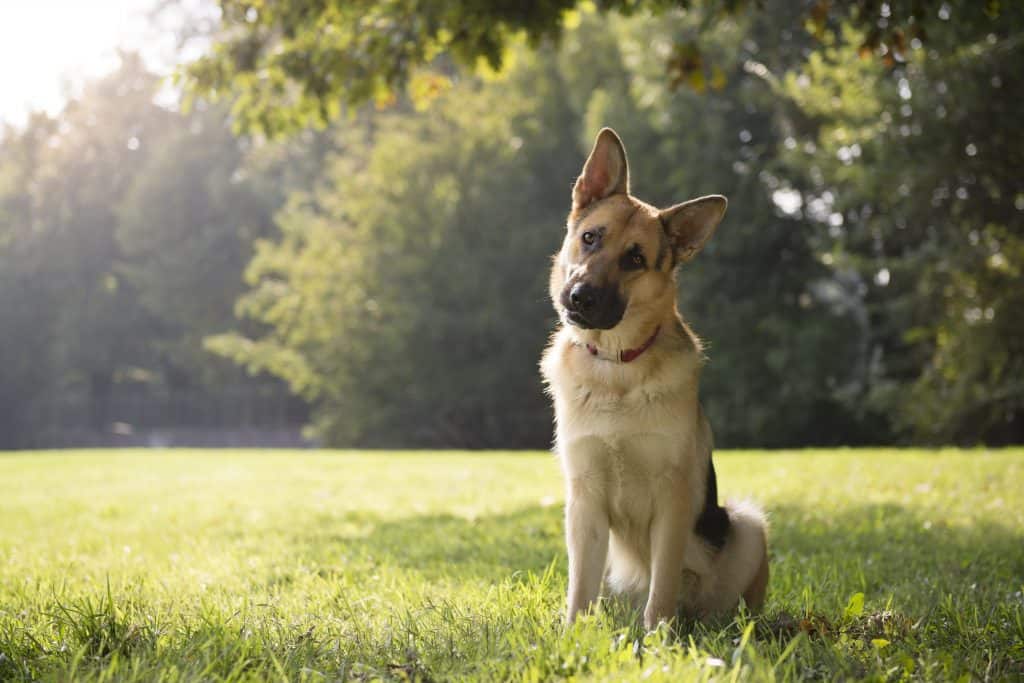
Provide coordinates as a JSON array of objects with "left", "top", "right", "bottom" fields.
[{"left": 0, "top": 0, "right": 156, "bottom": 125}]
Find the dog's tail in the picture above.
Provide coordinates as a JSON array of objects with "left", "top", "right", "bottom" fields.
[
  {"left": 691, "top": 500, "right": 769, "bottom": 615},
  {"left": 727, "top": 500, "right": 770, "bottom": 610}
]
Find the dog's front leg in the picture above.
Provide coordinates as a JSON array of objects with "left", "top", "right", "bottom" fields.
[
  {"left": 644, "top": 484, "right": 689, "bottom": 630},
  {"left": 565, "top": 483, "right": 609, "bottom": 624}
]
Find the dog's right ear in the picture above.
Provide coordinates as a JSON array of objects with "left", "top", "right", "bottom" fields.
[
  {"left": 572, "top": 128, "right": 629, "bottom": 212},
  {"left": 660, "top": 195, "right": 728, "bottom": 263}
]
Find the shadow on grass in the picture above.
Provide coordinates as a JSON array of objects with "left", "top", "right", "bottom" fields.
[
  {"left": 279, "top": 500, "right": 1022, "bottom": 677},
  {"left": 767, "top": 502, "right": 1024, "bottom": 601},
  {"left": 286, "top": 498, "right": 1023, "bottom": 603},
  {"left": 292, "top": 505, "right": 566, "bottom": 583},
  {"left": 5, "top": 501, "right": 1021, "bottom": 682}
]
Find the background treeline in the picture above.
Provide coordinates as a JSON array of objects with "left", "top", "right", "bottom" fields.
[
  {"left": 0, "top": 55, "right": 316, "bottom": 447},
  {"left": 1, "top": 1, "right": 1020, "bottom": 449}
]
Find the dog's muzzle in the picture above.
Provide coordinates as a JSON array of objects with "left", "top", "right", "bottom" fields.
[{"left": 561, "top": 282, "right": 626, "bottom": 330}]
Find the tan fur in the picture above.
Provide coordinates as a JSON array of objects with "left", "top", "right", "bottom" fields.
[{"left": 541, "top": 128, "right": 769, "bottom": 629}]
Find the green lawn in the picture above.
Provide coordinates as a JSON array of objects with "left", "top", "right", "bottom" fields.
[{"left": 1, "top": 449, "right": 1022, "bottom": 681}]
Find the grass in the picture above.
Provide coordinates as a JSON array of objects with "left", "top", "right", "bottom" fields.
[{"left": 0, "top": 449, "right": 1022, "bottom": 681}]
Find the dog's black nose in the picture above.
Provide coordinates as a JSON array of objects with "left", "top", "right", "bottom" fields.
[{"left": 569, "top": 282, "right": 597, "bottom": 312}]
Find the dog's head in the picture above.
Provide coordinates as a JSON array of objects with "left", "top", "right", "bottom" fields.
[{"left": 550, "top": 128, "right": 727, "bottom": 332}]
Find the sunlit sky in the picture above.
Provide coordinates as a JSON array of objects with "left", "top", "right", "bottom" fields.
[{"left": 0, "top": 0, "right": 182, "bottom": 126}]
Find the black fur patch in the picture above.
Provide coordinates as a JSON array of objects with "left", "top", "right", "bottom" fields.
[
  {"left": 619, "top": 245, "right": 645, "bottom": 271},
  {"left": 655, "top": 227, "right": 670, "bottom": 270},
  {"left": 694, "top": 455, "right": 731, "bottom": 550},
  {"left": 657, "top": 215, "right": 677, "bottom": 269}
]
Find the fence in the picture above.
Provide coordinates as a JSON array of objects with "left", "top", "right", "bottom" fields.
[{"left": 19, "top": 386, "right": 312, "bottom": 449}]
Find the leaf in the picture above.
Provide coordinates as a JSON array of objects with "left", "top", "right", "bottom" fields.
[
  {"left": 688, "top": 68, "right": 707, "bottom": 93},
  {"left": 844, "top": 592, "right": 865, "bottom": 619},
  {"left": 871, "top": 638, "right": 890, "bottom": 649},
  {"left": 562, "top": 8, "right": 582, "bottom": 30},
  {"left": 666, "top": 42, "right": 703, "bottom": 92},
  {"left": 710, "top": 65, "right": 727, "bottom": 91},
  {"left": 408, "top": 72, "right": 452, "bottom": 112}
]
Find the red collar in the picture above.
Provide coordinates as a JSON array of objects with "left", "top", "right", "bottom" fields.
[{"left": 584, "top": 326, "right": 661, "bottom": 363}]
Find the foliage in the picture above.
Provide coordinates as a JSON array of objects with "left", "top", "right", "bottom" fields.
[
  {"left": 1, "top": 448, "right": 1022, "bottom": 680},
  {"left": 2, "top": 0, "right": 1021, "bottom": 448},
  {"left": 207, "top": 50, "right": 578, "bottom": 446},
  {"left": 210, "top": 5, "right": 877, "bottom": 447},
  {"left": 778, "top": 4, "right": 1024, "bottom": 442},
  {"left": 0, "top": 56, "right": 169, "bottom": 446},
  {"left": 0, "top": 57, "right": 299, "bottom": 447},
  {"left": 181, "top": 0, "right": 978, "bottom": 136}
]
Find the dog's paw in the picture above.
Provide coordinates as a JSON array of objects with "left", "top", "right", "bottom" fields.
[{"left": 643, "top": 603, "right": 676, "bottom": 631}]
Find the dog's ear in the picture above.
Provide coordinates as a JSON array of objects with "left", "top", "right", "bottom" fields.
[
  {"left": 660, "top": 195, "right": 728, "bottom": 263},
  {"left": 572, "top": 128, "right": 629, "bottom": 211}
]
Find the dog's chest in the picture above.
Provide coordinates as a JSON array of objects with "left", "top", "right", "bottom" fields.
[
  {"left": 544, "top": 335, "right": 703, "bottom": 512},
  {"left": 556, "top": 378, "right": 698, "bottom": 502},
  {"left": 552, "top": 358, "right": 697, "bottom": 451}
]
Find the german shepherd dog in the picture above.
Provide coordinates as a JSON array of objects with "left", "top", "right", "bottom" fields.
[{"left": 541, "top": 128, "right": 769, "bottom": 629}]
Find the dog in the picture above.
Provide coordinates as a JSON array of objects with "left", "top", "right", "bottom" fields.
[{"left": 540, "top": 128, "right": 769, "bottom": 629}]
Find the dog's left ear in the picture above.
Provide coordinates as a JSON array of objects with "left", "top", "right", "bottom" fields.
[
  {"left": 572, "top": 128, "right": 630, "bottom": 211},
  {"left": 660, "top": 195, "right": 728, "bottom": 263}
]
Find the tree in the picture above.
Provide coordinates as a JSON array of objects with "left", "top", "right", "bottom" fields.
[
  {"left": 0, "top": 55, "right": 305, "bottom": 447},
  {"left": 207, "top": 4, "right": 879, "bottom": 447},
  {"left": 206, "top": 47, "right": 580, "bottom": 446},
  {"left": 116, "top": 103, "right": 274, "bottom": 388},
  {"left": 0, "top": 55, "right": 170, "bottom": 445},
  {"left": 779, "top": 3, "right": 1024, "bottom": 442},
  {"left": 0, "top": 115, "right": 60, "bottom": 446},
  {"left": 181, "top": 0, "right": 975, "bottom": 136}
]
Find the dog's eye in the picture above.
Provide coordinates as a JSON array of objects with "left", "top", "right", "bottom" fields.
[
  {"left": 631, "top": 252, "right": 645, "bottom": 267},
  {"left": 581, "top": 231, "right": 597, "bottom": 245}
]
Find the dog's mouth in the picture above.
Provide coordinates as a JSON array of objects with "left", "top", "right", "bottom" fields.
[
  {"left": 565, "top": 310, "right": 591, "bottom": 328},
  {"left": 564, "top": 307, "right": 623, "bottom": 330}
]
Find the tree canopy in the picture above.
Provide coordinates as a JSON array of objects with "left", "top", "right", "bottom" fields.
[
  {"left": 181, "top": 0, "right": 998, "bottom": 136},
  {"left": 195, "top": 0, "right": 1024, "bottom": 446}
]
